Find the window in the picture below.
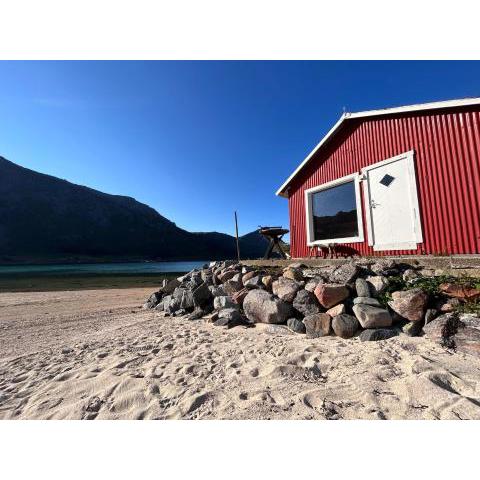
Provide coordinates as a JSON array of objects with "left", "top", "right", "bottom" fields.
[{"left": 305, "top": 173, "right": 364, "bottom": 245}]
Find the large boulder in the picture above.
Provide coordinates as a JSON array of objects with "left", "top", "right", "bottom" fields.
[
  {"left": 272, "top": 277, "right": 302, "bottom": 303},
  {"left": 287, "top": 318, "right": 306, "bottom": 334},
  {"left": 303, "top": 313, "right": 332, "bottom": 338},
  {"left": 292, "top": 289, "right": 320, "bottom": 316},
  {"left": 208, "top": 285, "right": 226, "bottom": 297},
  {"left": 313, "top": 283, "right": 350, "bottom": 309},
  {"left": 388, "top": 288, "right": 428, "bottom": 322},
  {"left": 332, "top": 314, "right": 359, "bottom": 339},
  {"left": 214, "top": 308, "right": 246, "bottom": 328},
  {"left": 192, "top": 282, "right": 212, "bottom": 308},
  {"left": 172, "top": 287, "right": 194, "bottom": 310},
  {"left": 352, "top": 304, "right": 392, "bottom": 328},
  {"left": 455, "top": 316, "right": 480, "bottom": 357},
  {"left": 423, "top": 313, "right": 456, "bottom": 342},
  {"left": 243, "top": 289, "right": 293, "bottom": 324},
  {"left": 330, "top": 262, "right": 359, "bottom": 284},
  {"left": 359, "top": 328, "right": 398, "bottom": 342},
  {"left": 366, "top": 276, "right": 389, "bottom": 297},
  {"left": 162, "top": 278, "right": 181, "bottom": 295}
]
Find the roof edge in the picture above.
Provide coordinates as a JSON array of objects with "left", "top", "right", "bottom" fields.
[{"left": 276, "top": 97, "right": 480, "bottom": 197}]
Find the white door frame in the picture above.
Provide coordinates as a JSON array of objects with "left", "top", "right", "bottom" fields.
[{"left": 361, "top": 150, "right": 423, "bottom": 250}]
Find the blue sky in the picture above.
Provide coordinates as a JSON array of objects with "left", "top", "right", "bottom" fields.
[{"left": 1, "top": 61, "right": 480, "bottom": 238}]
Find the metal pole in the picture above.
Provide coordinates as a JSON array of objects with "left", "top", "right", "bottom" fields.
[{"left": 234, "top": 211, "right": 241, "bottom": 262}]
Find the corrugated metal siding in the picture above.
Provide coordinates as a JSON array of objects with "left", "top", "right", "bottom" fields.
[{"left": 288, "top": 108, "right": 480, "bottom": 258}]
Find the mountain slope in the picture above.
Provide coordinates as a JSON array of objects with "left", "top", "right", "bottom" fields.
[{"left": 0, "top": 156, "right": 269, "bottom": 263}]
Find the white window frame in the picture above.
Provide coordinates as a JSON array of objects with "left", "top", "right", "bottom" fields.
[
  {"left": 304, "top": 173, "right": 364, "bottom": 246},
  {"left": 361, "top": 150, "right": 423, "bottom": 251}
]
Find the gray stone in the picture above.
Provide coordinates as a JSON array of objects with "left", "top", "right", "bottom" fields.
[
  {"left": 388, "top": 288, "right": 428, "bottom": 322},
  {"left": 403, "top": 268, "right": 420, "bottom": 282},
  {"left": 208, "top": 285, "right": 226, "bottom": 297},
  {"left": 303, "top": 313, "right": 332, "bottom": 338},
  {"left": 366, "top": 275, "right": 389, "bottom": 297},
  {"left": 332, "top": 314, "right": 359, "bottom": 339},
  {"left": 287, "top": 318, "right": 306, "bottom": 334},
  {"left": 172, "top": 287, "right": 194, "bottom": 310},
  {"left": 265, "top": 325, "right": 296, "bottom": 336},
  {"left": 213, "top": 296, "right": 238, "bottom": 310},
  {"left": 283, "top": 267, "right": 304, "bottom": 282},
  {"left": 352, "top": 304, "right": 392, "bottom": 329},
  {"left": 244, "top": 275, "right": 264, "bottom": 289},
  {"left": 371, "top": 259, "right": 398, "bottom": 276},
  {"left": 192, "top": 282, "right": 212, "bottom": 308},
  {"left": 326, "top": 303, "right": 346, "bottom": 316},
  {"left": 359, "top": 328, "right": 398, "bottom": 342},
  {"left": 353, "top": 296, "right": 380, "bottom": 306},
  {"left": 272, "top": 277, "right": 302, "bottom": 303},
  {"left": 217, "top": 270, "right": 237, "bottom": 283},
  {"left": 305, "top": 277, "right": 323, "bottom": 292},
  {"left": 243, "top": 289, "right": 294, "bottom": 324},
  {"left": 423, "top": 313, "right": 457, "bottom": 342},
  {"left": 214, "top": 308, "right": 246, "bottom": 328},
  {"left": 330, "top": 262, "right": 360, "bottom": 284},
  {"left": 292, "top": 289, "right": 320, "bottom": 316},
  {"left": 355, "top": 278, "right": 371, "bottom": 297},
  {"left": 424, "top": 308, "right": 438, "bottom": 325},
  {"left": 162, "top": 278, "right": 181, "bottom": 294}
]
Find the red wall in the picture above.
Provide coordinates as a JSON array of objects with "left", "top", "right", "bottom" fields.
[{"left": 287, "top": 107, "right": 480, "bottom": 258}]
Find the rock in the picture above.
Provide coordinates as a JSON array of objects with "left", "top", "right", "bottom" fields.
[
  {"left": 244, "top": 275, "right": 264, "bottom": 289},
  {"left": 261, "top": 275, "right": 274, "bottom": 291},
  {"left": 355, "top": 278, "right": 371, "bottom": 297},
  {"left": 283, "top": 267, "right": 304, "bottom": 282},
  {"left": 326, "top": 303, "right": 345, "bottom": 316},
  {"left": 329, "top": 262, "right": 359, "bottom": 284},
  {"left": 172, "top": 287, "right": 195, "bottom": 310},
  {"left": 242, "top": 271, "right": 257, "bottom": 284},
  {"left": 272, "top": 277, "right": 302, "bottom": 303},
  {"left": 265, "top": 325, "right": 296, "bottom": 336},
  {"left": 366, "top": 275, "right": 389, "bottom": 296},
  {"left": 188, "top": 307, "right": 206, "bottom": 321},
  {"left": 223, "top": 279, "right": 244, "bottom": 295},
  {"left": 162, "top": 278, "right": 181, "bottom": 294},
  {"left": 353, "top": 296, "right": 380, "bottom": 306},
  {"left": 359, "top": 328, "right": 398, "bottom": 341},
  {"left": 303, "top": 313, "right": 332, "bottom": 338},
  {"left": 402, "top": 321, "right": 423, "bottom": 337},
  {"left": 243, "top": 289, "right": 294, "bottom": 324},
  {"left": 388, "top": 288, "right": 428, "bottom": 322},
  {"left": 424, "top": 308, "right": 438, "bottom": 325},
  {"left": 287, "top": 318, "right": 306, "bottom": 334},
  {"left": 213, "top": 296, "right": 238, "bottom": 310},
  {"left": 292, "top": 289, "right": 320, "bottom": 316},
  {"left": 214, "top": 308, "right": 246, "bottom": 328},
  {"left": 148, "top": 291, "right": 162, "bottom": 306},
  {"left": 232, "top": 288, "right": 249, "bottom": 306},
  {"left": 208, "top": 285, "right": 226, "bottom": 297},
  {"left": 192, "top": 282, "right": 212, "bottom": 308},
  {"left": 454, "top": 325, "right": 480, "bottom": 358},
  {"left": 218, "top": 270, "right": 237, "bottom": 283},
  {"left": 438, "top": 297, "right": 461, "bottom": 312},
  {"left": 402, "top": 268, "right": 420, "bottom": 282},
  {"left": 288, "top": 262, "right": 307, "bottom": 269},
  {"left": 439, "top": 283, "right": 480, "bottom": 301},
  {"left": 352, "top": 304, "right": 392, "bottom": 328},
  {"left": 371, "top": 259, "right": 398, "bottom": 276},
  {"left": 305, "top": 277, "right": 323, "bottom": 292},
  {"left": 313, "top": 283, "right": 350, "bottom": 309},
  {"left": 423, "top": 313, "right": 457, "bottom": 343},
  {"left": 332, "top": 314, "right": 359, "bottom": 339}
]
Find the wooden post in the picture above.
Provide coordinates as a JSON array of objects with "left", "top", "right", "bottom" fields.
[{"left": 234, "top": 211, "right": 241, "bottom": 262}]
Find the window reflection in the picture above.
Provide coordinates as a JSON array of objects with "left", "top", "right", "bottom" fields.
[{"left": 311, "top": 180, "right": 358, "bottom": 241}]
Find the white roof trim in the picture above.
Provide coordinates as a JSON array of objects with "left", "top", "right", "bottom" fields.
[{"left": 276, "top": 97, "right": 480, "bottom": 197}]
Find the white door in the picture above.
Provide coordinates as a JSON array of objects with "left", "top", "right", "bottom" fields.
[{"left": 363, "top": 151, "right": 422, "bottom": 251}]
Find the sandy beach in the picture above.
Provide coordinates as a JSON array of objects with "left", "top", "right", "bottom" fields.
[{"left": 1, "top": 287, "right": 480, "bottom": 420}]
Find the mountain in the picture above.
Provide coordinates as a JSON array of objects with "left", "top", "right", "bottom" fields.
[{"left": 0, "top": 156, "right": 271, "bottom": 264}]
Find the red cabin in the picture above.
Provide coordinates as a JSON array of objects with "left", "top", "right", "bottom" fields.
[{"left": 276, "top": 98, "right": 480, "bottom": 258}]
